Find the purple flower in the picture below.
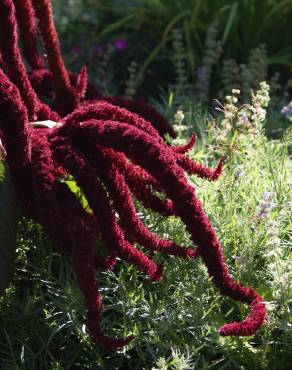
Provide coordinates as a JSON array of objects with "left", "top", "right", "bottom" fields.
[
  {"left": 281, "top": 101, "right": 292, "bottom": 120},
  {"left": 234, "top": 168, "right": 244, "bottom": 180},
  {"left": 71, "top": 46, "right": 81, "bottom": 55},
  {"left": 113, "top": 38, "right": 128, "bottom": 52},
  {"left": 257, "top": 191, "right": 276, "bottom": 221}
]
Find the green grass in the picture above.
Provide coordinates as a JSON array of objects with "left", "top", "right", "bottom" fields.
[{"left": 0, "top": 103, "right": 291, "bottom": 369}]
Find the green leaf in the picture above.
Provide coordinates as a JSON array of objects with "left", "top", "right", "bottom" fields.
[
  {"left": 222, "top": 2, "right": 238, "bottom": 44},
  {"left": 99, "top": 15, "right": 135, "bottom": 38},
  {"left": 64, "top": 179, "right": 92, "bottom": 213},
  {"left": 0, "top": 161, "right": 18, "bottom": 295}
]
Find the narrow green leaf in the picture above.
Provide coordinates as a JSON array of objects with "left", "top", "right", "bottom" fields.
[
  {"left": 223, "top": 2, "right": 238, "bottom": 44},
  {"left": 64, "top": 179, "right": 92, "bottom": 213},
  {"left": 99, "top": 15, "right": 135, "bottom": 38}
]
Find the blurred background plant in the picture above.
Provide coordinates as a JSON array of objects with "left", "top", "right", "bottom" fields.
[{"left": 52, "top": 0, "right": 292, "bottom": 102}]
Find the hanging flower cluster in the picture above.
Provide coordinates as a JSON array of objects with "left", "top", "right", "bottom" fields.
[{"left": 0, "top": 0, "right": 266, "bottom": 350}]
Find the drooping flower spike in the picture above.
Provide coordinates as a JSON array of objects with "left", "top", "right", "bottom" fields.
[
  {"left": 50, "top": 115, "right": 266, "bottom": 337},
  {"left": 0, "top": 0, "right": 266, "bottom": 350},
  {"left": 13, "top": 0, "right": 45, "bottom": 69},
  {"left": 86, "top": 146, "right": 199, "bottom": 260},
  {"left": 0, "top": 0, "right": 39, "bottom": 120},
  {"left": 18, "top": 0, "right": 175, "bottom": 137}
]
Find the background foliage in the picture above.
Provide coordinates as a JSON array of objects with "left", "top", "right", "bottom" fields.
[{"left": 52, "top": 0, "right": 292, "bottom": 98}]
